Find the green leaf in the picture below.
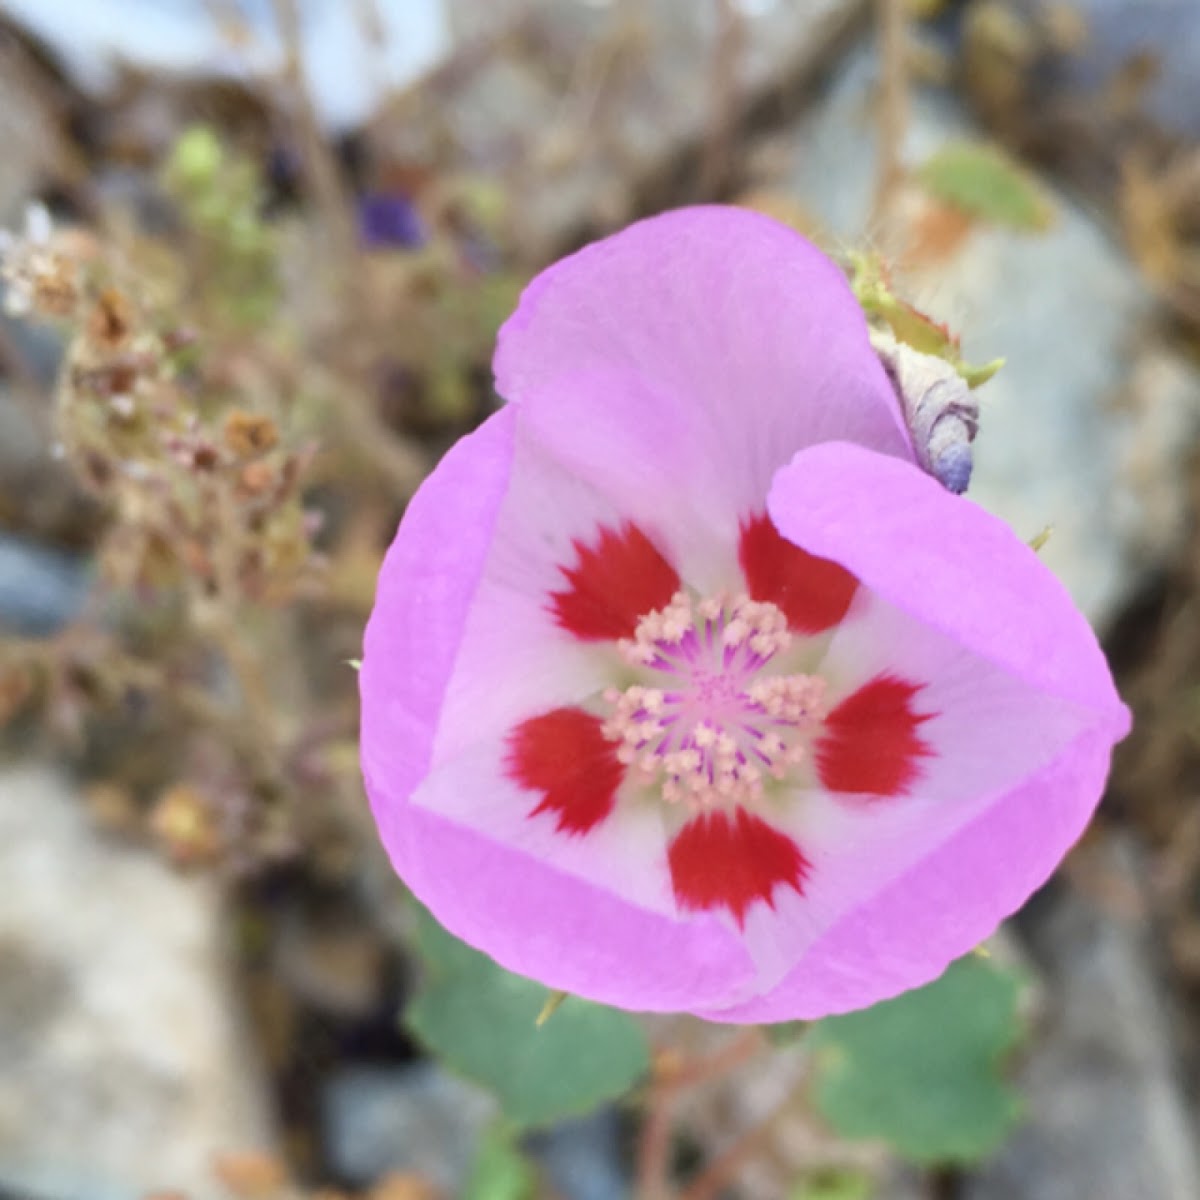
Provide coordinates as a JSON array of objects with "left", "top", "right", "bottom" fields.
[
  {"left": 850, "top": 253, "right": 1002, "bottom": 389},
  {"left": 809, "top": 956, "right": 1025, "bottom": 1165},
  {"left": 404, "top": 907, "right": 651, "bottom": 1129},
  {"left": 789, "top": 1169, "right": 873, "bottom": 1200},
  {"left": 166, "top": 125, "right": 224, "bottom": 189},
  {"left": 463, "top": 1125, "right": 539, "bottom": 1200},
  {"left": 917, "top": 142, "right": 1055, "bottom": 231}
]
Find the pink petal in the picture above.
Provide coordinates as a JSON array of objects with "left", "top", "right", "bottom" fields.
[
  {"left": 360, "top": 407, "right": 518, "bottom": 807},
  {"left": 814, "top": 589, "right": 1104, "bottom": 807},
  {"left": 689, "top": 441, "right": 1134, "bottom": 1018},
  {"left": 815, "top": 673, "right": 934, "bottom": 797},
  {"left": 496, "top": 207, "right": 914, "bottom": 591},
  {"left": 738, "top": 510, "right": 859, "bottom": 635},
  {"left": 667, "top": 808, "right": 812, "bottom": 927},
  {"left": 412, "top": 737, "right": 675, "bottom": 917},
  {"left": 507, "top": 707, "right": 624, "bottom": 835},
  {"left": 550, "top": 521, "right": 681, "bottom": 642},
  {"left": 709, "top": 727, "right": 1117, "bottom": 1021},
  {"left": 432, "top": 417, "right": 678, "bottom": 766},
  {"left": 767, "top": 441, "right": 1130, "bottom": 726},
  {"left": 700, "top": 582, "right": 1113, "bottom": 995},
  {"left": 393, "top": 802, "right": 756, "bottom": 1012},
  {"left": 811, "top": 585, "right": 1099, "bottom": 811},
  {"left": 361, "top": 406, "right": 757, "bottom": 1011}
]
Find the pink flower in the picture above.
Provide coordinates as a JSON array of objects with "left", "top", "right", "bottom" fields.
[{"left": 360, "top": 207, "right": 1130, "bottom": 1021}]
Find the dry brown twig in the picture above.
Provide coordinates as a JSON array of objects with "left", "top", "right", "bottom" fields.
[
  {"left": 635, "top": 1026, "right": 767, "bottom": 1200},
  {"left": 268, "top": 0, "right": 357, "bottom": 261},
  {"left": 871, "top": 0, "right": 910, "bottom": 231},
  {"left": 678, "top": 1094, "right": 795, "bottom": 1200}
]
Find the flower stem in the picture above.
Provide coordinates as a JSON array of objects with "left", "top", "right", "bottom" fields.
[
  {"left": 635, "top": 1026, "right": 766, "bottom": 1199},
  {"left": 679, "top": 1092, "right": 794, "bottom": 1200}
]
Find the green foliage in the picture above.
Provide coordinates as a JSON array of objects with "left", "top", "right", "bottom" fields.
[
  {"left": 808, "top": 956, "right": 1025, "bottom": 1165},
  {"left": 169, "top": 127, "right": 224, "bottom": 190},
  {"left": 162, "top": 124, "right": 278, "bottom": 327},
  {"left": 849, "top": 252, "right": 1003, "bottom": 389},
  {"left": 404, "top": 907, "right": 651, "bottom": 1129},
  {"left": 790, "top": 1170, "right": 873, "bottom": 1200},
  {"left": 463, "top": 1126, "right": 539, "bottom": 1200},
  {"left": 917, "top": 142, "right": 1055, "bottom": 231}
]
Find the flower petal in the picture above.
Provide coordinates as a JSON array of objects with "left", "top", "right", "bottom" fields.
[
  {"left": 768, "top": 441, "right": 1130, "bottom": 727},
  {"left": 687, "top": 588, "right": 1110, "bottom": 998},
  {"left": 361, "top": 406, "right": 755, "bottom": 1012},
  {"left": 413, "top": 735, "right": 674, "bottom": 916},
  {"left": 812, "top": 589, "right": 1104, "bottom": 806},
  {"left": 496, "top": 207, "right": 914, "bottom": 591},
  {"left": 815, "top": 674, "right": 933, "bottom": 797},
  {"left": 708, "top": 726, "right": 1117, "bottom": 1021},
  {"left": 507, "top": 707, "right": 624, "bottom": 835},
  {"left": 432, "top": 416, "right": 681, "bottom": 766},
  {"left": 681, "top": 441, "right": 1136, "bottom": 1016},
  {"left": 360, "top": 406, "right": 518, "bottom": 806},
  {"left": 738, "top": 511, "right": 859, "bottom": 635},
  {"left": 550, "top": 521, "right": 680, "bottom": 642},
  {"left": 667, "top": 807, "right": 812, "bottom": 928},
  {"left": 390, "top": 801, "right": 755, "bottom": 1013}
]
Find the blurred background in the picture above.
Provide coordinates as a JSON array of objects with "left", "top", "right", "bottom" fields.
[{"left": 0, "top": 1, "right": 1198, "bottom": 1198}]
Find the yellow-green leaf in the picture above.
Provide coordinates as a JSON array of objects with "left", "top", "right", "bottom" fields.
[{"left": 918, "top": 142, "right": 1054, "bottom": 231}]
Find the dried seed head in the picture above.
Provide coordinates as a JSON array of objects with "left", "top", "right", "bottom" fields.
[
  {"left": 86, "top": 287, "right": 134, "bottom": 349},
  {"left": 0, "top": 203, "right": 81, "bottom": 319},
  {"left": 0, "top": 663, "right": 34, "bottom": 726},
  {"left": 237, "top": 459, "right": 276, "bottom": 499},
  {"left": 150, "top": 784, "right": 222, "bottom": 866},
  {"left": 191, "top": 443, "right": 220, "bottom": 472},
  {"left": 223, "top": 410, "right": 279, "bottom": 458}
]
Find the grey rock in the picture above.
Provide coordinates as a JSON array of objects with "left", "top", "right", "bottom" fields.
[
  {"left": 0, "top": 46, "right": 72, "bottom": 219},
  {"left": 375, "top": 0, "right": 867, "bottom": 256},
  {"left": 0, "top": 533, "right": 89, "bottom": 636},
  {"left": 527, "top": 1109, "right": 628, "bottom": 1200},
  {"left": 0, "top": 0, "right": 451, "bottom": 133},
  {"left": 322, "top": 1063, "right": 496, "bottom": 1192},
  {"left": 964, "top": 836, "right": 1200, "bottom": 1200},
  {"left": 998, "top": 0, "right": 1200, "bottom": 142},
  {"left": 0, "top": 382, "right": 94, "bottom": 550},
  {"left": 0, "top": 38, "right": 70, "bottom": 527},
  {"left": 0, "top": 308, "right": 63, "bottom": 387},
  {"left": 0, "top": 764, "right": 276, "bottom": 1200},
  {"left": 0, "top": 382, "right": 47, "bottom": 484},
  {"left": 773, "top": 45, "right": 1200, "bottom": 629}
]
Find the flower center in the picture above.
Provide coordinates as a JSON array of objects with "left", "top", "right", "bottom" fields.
[{"left": 601, "top": 591, "right": 825, "bottom": 811}]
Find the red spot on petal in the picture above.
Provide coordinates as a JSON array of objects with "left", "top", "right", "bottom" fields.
[
  {"left": 816, "top": 674, "right": 934, "bottom": 798},
  {"left": 738, "top": 512, "right": 858, "bottom": 634},
  {"left": 668, "top": 807, "right": 810, "bottom": 927},
  {"left": 507, "top": 707, "right": 625, "bottom": 835},
  {"left": 550, "top": 521, "right": 680, "bottom": 641}
]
